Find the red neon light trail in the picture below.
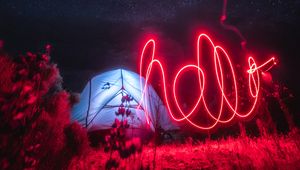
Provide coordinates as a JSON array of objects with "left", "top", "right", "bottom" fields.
[{"left": 138, "top": 33, "right": 276, "bottom": 130}]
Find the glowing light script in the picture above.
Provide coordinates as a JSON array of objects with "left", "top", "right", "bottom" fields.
[{"left": 138, "top": 33, "right": 276, "bottom": 130}]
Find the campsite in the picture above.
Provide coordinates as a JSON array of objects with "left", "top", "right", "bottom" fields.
[{"left": 1, "top": 0, "right": 300, "bottom": 169}]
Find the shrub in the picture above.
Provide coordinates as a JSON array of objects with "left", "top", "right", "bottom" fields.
[
  {"left": 0, "top": 50, "right": 89, "bottom": 169},
  {"left": 104, "top": 94, "right": 142, "bottom": 169}
]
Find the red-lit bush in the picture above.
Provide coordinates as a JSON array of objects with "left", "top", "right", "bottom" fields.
[
  {"left": 104, "top": 94, "right": 142, "bottom": 169},
  {"left": 0, "top": 52, "right": 89, "bottom": 169},
  {"left": 64, "top": 122, "right": 90, "bottom": 156}
]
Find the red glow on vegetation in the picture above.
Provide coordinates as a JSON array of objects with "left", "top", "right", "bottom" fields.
[{"left": 138, "top": 33, "right": 276, "bottom": 130}]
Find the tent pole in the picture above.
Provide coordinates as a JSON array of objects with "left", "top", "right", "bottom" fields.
[
  {"left": 86, "top": 80, "right": 92, "bottom": 128},
  {"left": 121, "top": 69, "right": 124, "bottom": 89}
]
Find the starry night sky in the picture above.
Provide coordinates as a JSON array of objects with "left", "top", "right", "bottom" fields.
[{"left": 0, "top": 0, "right": 299, "bottom": 96}]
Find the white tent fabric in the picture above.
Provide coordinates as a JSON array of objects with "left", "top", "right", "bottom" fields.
[{"left": 71, "top": 69, "right": 178, "bottom": 132}]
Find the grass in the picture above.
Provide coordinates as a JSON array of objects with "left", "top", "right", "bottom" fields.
[{"left": 69, "top": 129, "right": 300, "bottom": 169}]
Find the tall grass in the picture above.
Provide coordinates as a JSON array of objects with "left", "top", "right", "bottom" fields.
[{"left": 69, "top": 129, "right": 300, "bottom": 169}]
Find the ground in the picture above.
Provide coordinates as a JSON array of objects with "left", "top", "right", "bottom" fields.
[{"left": 69, "top": 129, "right": 300, "bottom": 169}]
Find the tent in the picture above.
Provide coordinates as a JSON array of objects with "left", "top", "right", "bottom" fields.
[{"left": 71, "top": 69, "right": 178, "bottom": 134}]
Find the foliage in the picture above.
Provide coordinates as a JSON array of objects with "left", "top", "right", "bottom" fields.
[
  {"left": 77, "top": 129, "right": 300, "bottom": 169},
  {"left": 0, "top": 52, "right": 89, "bottom": 169},
  {"left": 64, "top": 122, "right": 90, "bottom": 156},
  {"left": 104, "top": 94, "right": 142, "bottom": 169}
]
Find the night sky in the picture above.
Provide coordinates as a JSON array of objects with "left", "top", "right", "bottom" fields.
[{"left": 0, "top": 0, "right": 299, "bottom": 98}]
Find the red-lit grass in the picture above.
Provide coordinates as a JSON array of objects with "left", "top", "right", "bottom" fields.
[{"left": 69, "top": 129, "right": 300, "bottom": 169}]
